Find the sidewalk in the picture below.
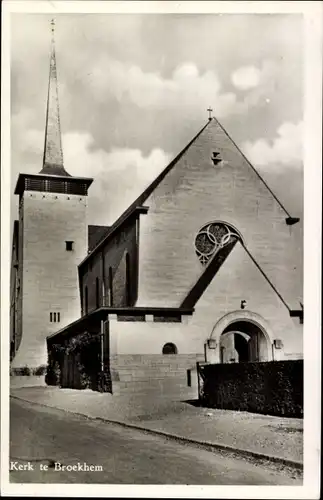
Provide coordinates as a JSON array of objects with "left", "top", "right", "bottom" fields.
[{"left": 10, "top": 385, "right": 303, "bottom": 467}]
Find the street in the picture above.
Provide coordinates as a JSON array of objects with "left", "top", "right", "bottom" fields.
[{"left": 10, "top": 398, "right": 301, "bottom": 484}]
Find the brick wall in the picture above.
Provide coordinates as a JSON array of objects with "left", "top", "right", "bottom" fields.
[
  {"left": 11, "top": 191, "right": 88, "bottom": 368},
  {"left": 80, "top": 217, "right": 139, "bottom": 313},
  {"left": 110, "top": 354, "right": 204, "bottom": 398}
]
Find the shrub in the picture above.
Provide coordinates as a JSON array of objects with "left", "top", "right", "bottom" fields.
[
  {"left": 45, "top": 361, "right": 61, "bottom": 387},
  {"left": 199, "top": 360, "right": 303, "bottom": 418},
  {"left": 11, "top": 366, "right": 31, "bottom": 376},
  {"left": 97, "top": 369, "right": 112, "bottom": 393},
  {"left": 32, "top": 365, "right": 47, "bottom": 376}
]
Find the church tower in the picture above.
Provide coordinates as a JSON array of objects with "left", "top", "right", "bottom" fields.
[{"left": 11, "top": 20, "right": 93, "bottom": 370}]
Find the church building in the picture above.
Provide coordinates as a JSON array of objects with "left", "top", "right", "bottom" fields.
[{"left": 10, "top": 23, "right": 303, "bottom": 398}]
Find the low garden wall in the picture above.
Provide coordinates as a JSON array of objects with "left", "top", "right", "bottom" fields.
[{"left": 198, "top": 360, "right": 303, "bottom": 418}]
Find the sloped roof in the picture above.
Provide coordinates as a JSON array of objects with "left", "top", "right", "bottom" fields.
[
  {"left": 80, "top": 117, "right": 300, "bottom": 270},
  {"left": 38, "top": 164, "right": 71, "bottom": 177},
  {"left": 40, "top": 20, "right": 71, "bottom": 177},
  {"left": 181, "top": 239, "right": 303, "bottom": 317},
  {"left": 79, "top": 116, "right": 302, "bottom": 310},
  {"left": 88, "top": 225, "right": 110, "bottom": 252},
  {"left": 79, "top": 121, "right": 210, "bottom": 267}
]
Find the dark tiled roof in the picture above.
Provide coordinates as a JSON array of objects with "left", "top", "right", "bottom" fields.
[
  {"left": 88, "top": 225, "right": 110, "bottom": 252},
  {"left": 39, "top": 163, "right": 72, "bottom": 177},
  {"left": 182, "top": 240, "right": 303, "bottom": 316}
]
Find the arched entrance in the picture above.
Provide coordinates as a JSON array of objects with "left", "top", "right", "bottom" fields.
[
  {"left": 220, "top": 321, "right": 269, "bottom": 363},
  {"left": 206, "top": 311, "right": 274, "bottom": 363}
]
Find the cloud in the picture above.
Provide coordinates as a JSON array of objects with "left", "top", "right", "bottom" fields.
[
  {"left": 231, "top": 66, "right": 261, "bottom": 90},
  {"left": 87, "top": 57, "right": 283, "bottom": 122},
  {"left": 88, "top": 58, "right": 261, "bottom": 119},
  {"left": 64, "top": 133, "right": 171, "bottom": 224},
  {"left": 241, "top": 121, "right": 303, "bottom": 168},
  {"left": 10, "top": 114, "right": 171, "bottom": 225}
]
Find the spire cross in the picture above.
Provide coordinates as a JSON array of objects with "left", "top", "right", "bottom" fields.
[{"left": 207, "top": 107, "right": 213, "bottom": 121}]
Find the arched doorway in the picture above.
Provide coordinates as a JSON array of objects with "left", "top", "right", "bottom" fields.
[{"left": 219, "top": 320, "right": 269, "bottom": 363}]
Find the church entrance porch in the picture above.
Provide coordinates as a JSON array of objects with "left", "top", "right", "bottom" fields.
[
  {"left": 206, "top": 311, "right": 274, "bottom": 364},
  {"left": 220, "top": 321, "right": 268, "bottom": 363},
  {"left": 219, "top": 321, "right": 267, "bottom": 363}
]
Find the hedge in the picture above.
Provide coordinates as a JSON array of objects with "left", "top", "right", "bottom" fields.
[
  {"left": 198, "top": 360, "right": 303, "bottom": 418},
  {"left": 11, "top": 365, "right": 47, "bottom": 376}
]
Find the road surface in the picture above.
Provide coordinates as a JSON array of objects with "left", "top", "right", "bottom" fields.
[{"left": 9, "top": 398, "right": 301, "bottom": 484}]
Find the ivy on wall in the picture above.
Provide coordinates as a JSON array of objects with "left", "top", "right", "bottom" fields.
[{"left": 45, "top": 331, "right": 112, "bottom": 393}]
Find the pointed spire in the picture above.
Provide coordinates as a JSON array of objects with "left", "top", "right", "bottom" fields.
[{"left": 39, "top": 19, "right": 71, "bottom": 177}]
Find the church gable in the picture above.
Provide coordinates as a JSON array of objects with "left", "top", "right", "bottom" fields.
[
  {"left": 191, "top": 240, "right": 302, "bottom": 356},
  {"left": 136, "top": 118, "right": 302, "bottom": 310}
]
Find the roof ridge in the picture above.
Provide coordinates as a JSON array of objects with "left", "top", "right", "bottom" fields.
[
  {"left": 181, "top": 240, "right": 300, "bottom": 314},
  {"left": 211, "top": 116, "right": 292, "bottom": 218},
  {"left": 181, "top": 239, "right": 238, "bottom": 308},
  {"left": 79, "top": 119, "right": 212, "bottom": 267},
  {"left": 241, "top": 243, "right": 296, "bottom": 312}
]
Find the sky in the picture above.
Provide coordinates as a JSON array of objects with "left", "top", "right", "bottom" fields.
[{"left": 10, "top": 13, "right": 304, "bottom": 226}]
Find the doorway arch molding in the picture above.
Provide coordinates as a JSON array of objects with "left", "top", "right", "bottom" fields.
[{"left": 209, "top": 310, "right": 275, "bottom": 347}]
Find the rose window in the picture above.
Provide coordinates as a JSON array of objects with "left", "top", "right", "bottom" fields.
[{"left": 195, "top": 222, "right": 240, "bottom": 265}]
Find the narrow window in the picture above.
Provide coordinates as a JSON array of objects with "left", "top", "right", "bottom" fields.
[
  {"left": 96, "top": 277, "right": 100, "bottom": 309},
  {"left": 162, "top": 343, "right": 178, "bottom": 355},
  {"left": 187, "top": 369, "right": 192, "bottom": 387},
  {"left": 125, "top": 253, "right": 131, "bottom": 306},
  {"left": 57, "top": 312, "right": 60, "bottom": 323},
  {"left": 65, "top": 241, "right": 74, "bottom": 251},
  {"left": 50, "top": 312, "right": 53, "bottom": 323},
  {"left": 53, "top": 312, "right": 56, "bottom": 322},
  {"left": 84, "top": 286, "right": 88, "bottom": 314},
  {"left": 109, "top": 267, "right": 113, "bottom": 306}
]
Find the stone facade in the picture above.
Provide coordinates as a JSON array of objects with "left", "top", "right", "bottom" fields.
[
  {"left": 11, "top": 191, "right": 88, "bottom": 369},
  {"left": 136, "top": 118, "right": 302, "bottom": 311}
]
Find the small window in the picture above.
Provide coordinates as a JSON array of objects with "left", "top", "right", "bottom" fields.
[
  {"left": 211, "top": 151, "right": 222, "bottom": 166},
  {"left": 65, "top": 241, "right": 74, "bottom": 251},
  {"left": 162, "top": 343, "right": 178, "bottom": 355},
  {"left": 50, "top": 311, "right": 61, "bottom": 323}
]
